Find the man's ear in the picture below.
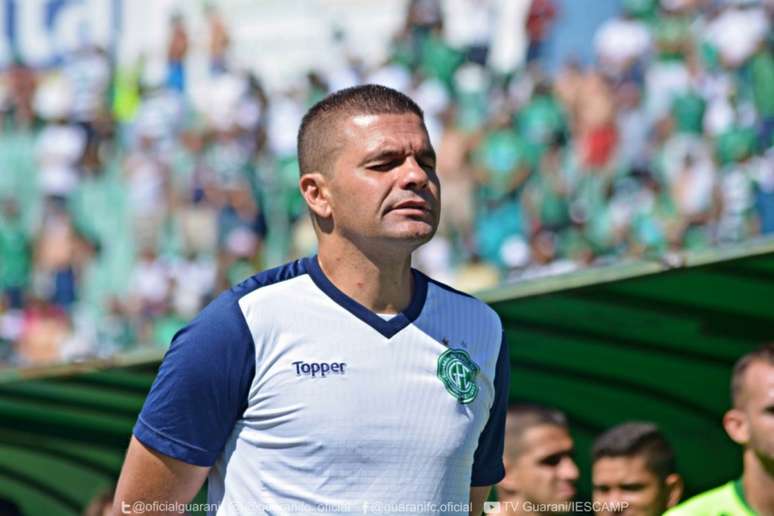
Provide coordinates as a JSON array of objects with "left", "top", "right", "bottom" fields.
[
  {"left": 299, "top": 172, "right": 332, "bottom": 219},
  {"left": 664, "top": 473, "right": 684, "bottom": 508},
  {"left": 723, "top": 408, "right": 749, "bottom": 446},
  {"left": 496, "top": 456, "right": 519, "bottom": 499}
]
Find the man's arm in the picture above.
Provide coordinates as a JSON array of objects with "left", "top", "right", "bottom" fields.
[
  {"left": 470, "top": 332, "right": 510, "bottom": 501},
  {"left": 113, "top": 437, "right": 209, "bottom": 515},
  {"left": 470, "top": 485, "right": 492, "bottom": 516},
  {"left": 115, "top": 288, "right": 256, "bottom": 514}
]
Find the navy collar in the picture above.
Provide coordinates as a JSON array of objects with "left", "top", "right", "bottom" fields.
[{"left": 304, "top": 255, "right": 428, "bottom": 339}]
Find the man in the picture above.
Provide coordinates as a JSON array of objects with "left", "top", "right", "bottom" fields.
[
  {"left": 494, "top": 405, "right": 579, "bottom": 515},
  {"left": 113, "top": 85, "right": 509, "bottom": 515},
  {"left": 665, "top": 343, "right": 774, "bottom": 516},
  {"left": 592, "top": 422, "right": 683, "bottom": 516},
  {"left": 166, "top": 13, "right": 188, "bottom": 93}
]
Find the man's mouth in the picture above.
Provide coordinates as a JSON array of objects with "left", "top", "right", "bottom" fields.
[
  {"left": 556, "top": 483, "right": 576, "bottom": 499},
  {"left": 390, "top": 200, "right": 431, "bottom": 213}
]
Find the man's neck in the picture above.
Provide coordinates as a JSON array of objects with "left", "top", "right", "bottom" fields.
[
  {"left": 742, "top": 449, "right": 774, "bottom": 515},
  {"left": 317, "top": 241, "right": 413, "bottom": 314}
]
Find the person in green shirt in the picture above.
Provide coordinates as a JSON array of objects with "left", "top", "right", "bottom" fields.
[
  {"left": 749, "top": 49, "right": 774, "bottom": 148},
  {"left": 0, "top": 199, "right": 31, "bottom": 308},
  {"left": 665, "top": 343, "right": 774, "bottom": 515}
]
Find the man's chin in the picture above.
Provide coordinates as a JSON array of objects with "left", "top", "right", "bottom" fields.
[
  {"left": 562, "top": 493, "right": 577, "bottom": 502},
  {"left": 387, "top": 223, "right": 437, "bottom": 244},
  {"left": 552, "top": 490, "right": 576, "bottom": 504}
]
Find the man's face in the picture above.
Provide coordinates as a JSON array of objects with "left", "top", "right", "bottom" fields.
[
  {"left": 326, "top": 112, "right": 440, "bottom": 252},
  {"left": 592, "top": 455, "right": 668, "bottom": 516},
  {"left": 508, "top": 425, "right": 579, "bottom": 509},
  {"left": 738, "top": 361, "right": 774, "bottom": 463}
]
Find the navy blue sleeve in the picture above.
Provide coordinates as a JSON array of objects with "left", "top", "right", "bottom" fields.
[
  {"left": 471, "top": 331, "right": 510, "bottom": 486},
  {"left": 132, "top": 290, "right": 256, "bottom": 467}
]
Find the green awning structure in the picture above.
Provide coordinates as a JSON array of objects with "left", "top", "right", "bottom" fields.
[
  {"left": 1, "top": 237, "right": 773, "bottom": 514},
  {"left": 479, "top": 237, "right": 774, "bottom": 501}
]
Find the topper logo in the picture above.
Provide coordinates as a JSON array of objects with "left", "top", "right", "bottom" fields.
[{"left": 292, "top": 361, "right": 346, "bottom": 378}]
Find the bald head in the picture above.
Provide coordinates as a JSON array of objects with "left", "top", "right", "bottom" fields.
[
  {"left": 296, "top": 84, "right": 425, "bottom": 177},
  {"left": 731, "top": 343, "right": 774, "bottom": 408}
]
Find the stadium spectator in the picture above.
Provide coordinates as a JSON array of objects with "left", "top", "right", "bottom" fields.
[
  {"left": 127, "top": 246, "right": 170, "bottom": 323},
  {"left": 32, "top": 201, "right": 95, "bottom": 312},
  {"left": 64, "top": 44, "right": 110, "bottom": 148},
  {"left": 593, "top": 4, "right": 651, "bottom": 81},
  {"left": 754, "top": 148, "right": 774, "bottom": 234},
  {"left": 17, "top": 294, "right": 70, "bottom": 364},
  {"left": 433, "top": 105, "right": 475, "bottom": 260},
  {"left": 525, "top": 0, "right": 558, "bottom": 64},
  {"left": 97, "top": 297, "right": 136, "bottom": 355},
  {"left": 206, "top": 5, "right": 231, "bottom": 75},
  {"left": 33, "top": 75, "right": 87, "bottom": 201},
  {"left": 514, "top": 229, "right": 579, "bottom": 281},
  {"left": 495, "top": 404, "right": 579, "bottom": 515},
  {"left": 573, "top": 71, "right": 618, "bottom": 169},
  {"left": 471, "top": 108, "right": 531, "bottom": 269},
  {"left": 522, "top": 134, "right": 573, "bottom": 236},
  {"left": 166, "top": 13, "right": 189, "bottom": 94},
  {"left": 123, "top": 133, "right": 171, "bottom": 250},
  {"left": 592, "top": 422, "right": 683, "bottom": 516},
  {"left": 703, "top": 0, "right": 769, "bottom": 70},
  {"left": 443, "top": 0, "right": 494, "bottom": 66},
  {"left": 0, "top": 199, "right": 30, "bottom": 310},
  {"left": 554, "top": 59, "right": 584, "bottom": 127},
  {"left": 615, "top": 81, "right": 650, "bottom": 167},
  {"left": 665, "top": 343, "right": 774, "bottom": 515},
  {"left": 3, "top": 59, "right": 37, "bottom": 130}
]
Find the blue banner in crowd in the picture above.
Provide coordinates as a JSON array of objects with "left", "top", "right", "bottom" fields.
[{"left": 0, "top": 0, "right": 120, "bottom": 67}]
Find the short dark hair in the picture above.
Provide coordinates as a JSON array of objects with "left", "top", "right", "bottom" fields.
[
  {"left": 296, "top": 84, "right": 424, "bottom": 177},
  {"left": 505, "top": 404, "right": 569, "bottom": 459},
  {"left": 592, "top": 422, "right": 676, "bottom": 481},
  {"left": 731, "top": 343, "right": 774, "bottom": 408}
]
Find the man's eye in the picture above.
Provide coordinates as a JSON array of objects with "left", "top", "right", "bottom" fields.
[
  {"left": 621, "top": 484, "right": 646, "bottom": 492},
  {"left": 540, "top": 453, "right": 564, "bottom": 466},
  {"left": 369, "top": 161, "right": 399, "bottom": 171},
  {"left": 593, "top": 486, "right": 610, "bottom": 494}
]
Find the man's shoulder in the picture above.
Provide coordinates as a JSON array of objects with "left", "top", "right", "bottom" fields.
[
  {"left": 664, "top": 481, "right": 746, "bottom": 516},
  {"left": 192, "top": 257, "right": 311, "bottom": 328},
  {"left": 229, "top": 257, "right": 310, "bottom": 301},
  {"left": 420, "top": 271, "right": 502, "bottom": 330}
]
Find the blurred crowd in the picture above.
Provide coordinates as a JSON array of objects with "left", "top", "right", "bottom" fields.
[{"left": 0, "top": 0, "right": 772, "bottom": 366}]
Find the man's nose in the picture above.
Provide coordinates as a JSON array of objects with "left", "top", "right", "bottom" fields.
[
  {"left": 605, "top": 488, "right": 633, "bottom": 512},
  {"left": 595, "top": 490, "right": 614, "bottom": 502},
  {"left": 593, "top": 492, "right": 618, "bottom": 516},
  {"left": 398, "top": 156, "right": 430, "bottom": 191},
  {"left": 559, "top": 457, "right": 580, "bottom": 480}
]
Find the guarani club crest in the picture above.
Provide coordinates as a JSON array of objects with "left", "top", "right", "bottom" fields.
[{"left": 437, "top": 347, "right": 480, "bottom": 404}]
